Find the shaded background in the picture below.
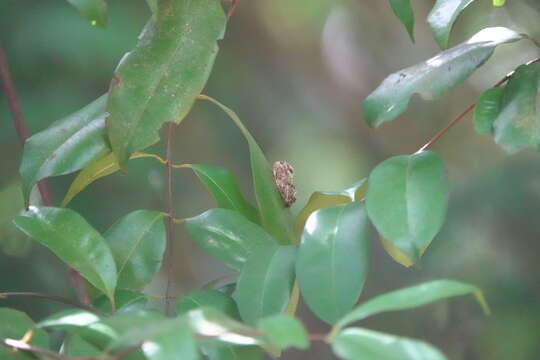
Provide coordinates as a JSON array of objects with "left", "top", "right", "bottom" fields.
[{"left": 1, "top": 0, "right": 540, "bottom": 358}]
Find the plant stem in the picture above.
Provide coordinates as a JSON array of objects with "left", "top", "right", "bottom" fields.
[
  {"left": 164, "top": 122, "right": 176, "bottom": 316},
  {"left": 0, "top": 292, "right": 104, "bottom": 315},
  {"left": 226, "top": 0, "right": 240, "bottom": 20},
  {"left": 2, "top": 338, "right": 83, "bottom": 360},
  {"left": 416, "top": 56, "right": 540, "bottom": 152},
  {"left": 0, "top": 46, "right": 90, "bottom": 305}
]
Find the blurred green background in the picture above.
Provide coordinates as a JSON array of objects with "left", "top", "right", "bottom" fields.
[{"left": 1, "top": 0, "right": 540, "bottom": 359}]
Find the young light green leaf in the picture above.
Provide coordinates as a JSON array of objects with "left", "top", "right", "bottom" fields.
[
  {"left": 234, "top": 243, "right": 297, "bottom": 325},
  {"left": 334, "top": 280, "right": 489, "bottom": 331},
  {"left": 294, "top": 179, "right": 366, "bottom": 239},
  {"left": 296, "top": 202, "right": 370, "bottom": 325},
  {"left": 257, "top": 314, "right": 309, "bottom": 350},
  {"left": 107, "top": 0, "right": 226, "bottom": 167},
  {"left": 474, "top": 87, "right": 505, "bottom": 134},
  {"left": 20, "top": 95, "right": 109, "bottom": 202},
  {"left": 13, "top": 206, "right": 117, "bottom": 304},
  {"left": 186, "top": 208, "right": 276, "bottom": 272},
  {"left": 493, "top": 0, "right": 505, "bottom": 6},
  {"left": 66, "top": 0, "right": 107, "bottom": 27},
  {"left": 364, "top": 27, "right": 527, "bottom": 127},
  {"left": 365, "top": 151, "right": 448, "bottom": 264},
  {"left": 199, "top": 96, "right": 296, "bottom": 245},
  {"left": 427, "top": 0, "right": 476, "bottom": 49},
  {"left": 177, "top": 289, "right": 240, "bottom": 319},
  {"left": 332, "top": 328, "right": 447, "bottom": 360},
  {"left": 389, "top": 0, "right": 415, "bottom": 41},
  {"left": 0, "top": 308, "right": 50, "bottom": 360},
  {"left": 187, "top": 164, "right": 259, "bottom": 224},
  {"left": 493, "top": 63, "right": 540, "bottom": 153},
  {"left": 105, "top": 210, "right": 166, "bottom": 290}
]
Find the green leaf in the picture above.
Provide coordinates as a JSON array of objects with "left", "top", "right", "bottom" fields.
[
  {"left": 13, "top": 206, "right": 117, "bottom": 304},
  {"left": 204, "top": 344, "right": 263, "bottom": 360},
  {"left": 186, "top": 209, "right": 276, "bottom": 272},
  {"left": 107, "top": 0, "right": 226, "bottom": 167},
  {"left": 363, "top": 27, "right": 527, "bottom": 127},
  {"left": 105, "top": 210, "right": 166, "bottom": 290},
  {"left": 61, "top": 152, "right": 160, "bottom": 206},
  {"left": 146, "top": 0, "right": 157, "bottom": 14},
  {"left": 365, "top": 151, "right": 448, "bottom": 264},
  {"left": 20, "top": 95, "right": 109, "bottom": 202},
  {"left": 334, "top": 280, "right": 489, "bottom": 331},
  {"left": 0, "top": 308, "right": 50, "bottom": 360},
  {"left": 389, "top": 0, "right": 415, "bottom": 41},
  {"left": 187, "top": 164, "right": 259, "bottom": 224},
  {"left": 199, "top": 96, "right": 296, "bottom": 245},
  {"left": 234, "top": 243, "right": 297, "bottom": 325},
  {"left": 66, "top": 0, "right": 107, "bottom": 27},
  {"left": 332, "top": 328, "right": 447, "bottom": 360},
  {"left": 492, "top": 63, "right": 540, "bottom": 153},
  {"left": 177, "top": 289, "right": 240, "bottom": 319},
  {"left": 474, "top": 87, "right": 505, "bottom": 134},
  {"left": 493, "top": 0, "right": 505, "bottom": 7},
  {"left": 93, "top": 290, "right": 149, "bottom": 314},
  {"left": 427, "top": 0, "right": 476, "bottom": 49},
  {"left": 185, "top": 307, "right": 263, "bottom": 346},
  {"left": 294, "top": 179, "right": 366, "bottom": 239},
  {"left": 62, "top": 335, "right": 101, "bottom": 357},
  {"left": 296, "top": 202, "right": 370, "bottom": 325},
  {"left": 257, "top": 314, "right": 309, "bottom": 350}
]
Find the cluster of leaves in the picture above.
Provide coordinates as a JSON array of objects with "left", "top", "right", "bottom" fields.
[{"left": 2, "top": 0, "right": 539, "bottom": 359}]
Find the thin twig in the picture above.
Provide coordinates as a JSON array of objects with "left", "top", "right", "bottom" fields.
[
  {"left": 164, "top": 122, "right": 176, "bottom": 316},
  {"left": 2, "top": 338, "right": 82, "bottom": 360},
  {"left": 0, "top": 47, "right": 53, "bottom": 205},
  {"left": 309, "top": 333, "right": 329, "bottom": 342},
  {"left": 226, "top": 0, "right": 240, "bottom": 20},
  {"left": 0, "top": 46, "right": 90, "bottom": 305},
  {"left": 0, "top": 292, "right": 105, "bottom": 315},
  {"left": 416, "top": 56, "right": 540, "bottom": 152}
]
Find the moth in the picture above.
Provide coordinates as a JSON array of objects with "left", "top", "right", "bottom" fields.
[{"left": 272, "top": 161, "right": 296, "bottom": 208}]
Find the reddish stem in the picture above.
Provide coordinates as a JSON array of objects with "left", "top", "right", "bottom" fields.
[
  {"left": 416, "top": 56, "right": 540, "bottom": 152},
  {"left": 0, "top": 46, "right": 89, "bottom": 305}
]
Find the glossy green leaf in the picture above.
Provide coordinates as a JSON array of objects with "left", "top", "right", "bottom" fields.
[
  {"left": 20, "top": 95, "right": 109, "bottom": 202},
  {"left": 294, "top": 179, "right": 366, "bottom": 239},
  {"left": 332, "top": 328, "right": 447, "bottom": 360},
  {"left": 66, "top": 0, "right": 107, "bottom": 27},
  {"left": 185, "top": 307, "right": 263, "bottom": 346},
  {"left": 389, "top": 0, "right": 415, "bottom": 41},
  {"left": 234, "top": 244, "right": 297, "bottom": 325},
  {"left": 110, "top": 318, "right": 197, "bottom": 360},
  {"left": 334, "top": 280, "right": 489, "bottom": 331},
  {"left": 107, "top": 0, "right": 226, "bottom": 167},
  {"left": 427, "top": 0, "right": 476, "bottom": 49},
  {"left": 493, "top": 0, "right": 505, "bottom": 6},
  {"left": 105, "top": 210, "right": 166, "bottom": 290},
  {"left": 177, "top": 289, "right": 240, "bottom": 319},
  {"left": 186, "top": 208, "right": 276, "bottom": 271},
  {"left": 94, "top": 290, "right": 149, "bottom": 314},
  {"left": 474, "top": 87, "right": 504, "bottom": 134},
  {"left": 39, "top": 309, "right": 103, "bottom": 331},
  {"left": 257, "top": 314, "right": 309, "bottom": 350},
  {"left": 0, "top": 308, "right": 50, "bottom": 360},
  {"left": 493, "top": 63, "right": 540, "bottom": 153},
  {"left": 365, "top": 151, "right": 448, "bottom": 263},
  {"left": 187, "top": 164, "right": 259, "bottom": 224},
  {"left": 363, "top": 27, "right": 527, "bottom": 127},
  {"left": 13, "top": 206, "right": 117, "bottom": 303},
  {"left": 199, "top": 96, "right": 296, "bottom": 245},
  {"left": 296, "top": 202, "right": 370, "bottom": 325}
]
